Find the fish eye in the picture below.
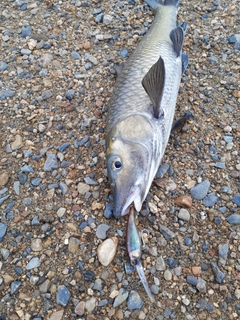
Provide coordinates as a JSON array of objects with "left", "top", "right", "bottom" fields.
[{"left": 111, "top": 157, "right": 122, "bottom": 171}]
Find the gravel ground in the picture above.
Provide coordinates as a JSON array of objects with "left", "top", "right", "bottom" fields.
[{"left": 0, "top": 0, "right": 240, "bottom": 319}]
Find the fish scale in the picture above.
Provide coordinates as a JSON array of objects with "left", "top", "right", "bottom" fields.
[
  {"left": 106, "top": 0, "right": 188, "bottom": 218},
  {"left": 106, "top": 8, "right": 180, "bottom": 135}
]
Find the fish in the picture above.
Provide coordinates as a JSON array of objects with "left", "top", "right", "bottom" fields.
[
  {"left": 105, "top": 0, "right": 188, "bottom": 218},
  {"left": 126, "top": 206, "right": 155, "bottom": 302}
]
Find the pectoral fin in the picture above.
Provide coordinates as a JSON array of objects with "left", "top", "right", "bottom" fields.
[
  {"left": 142, "top": 56, "right": 165, "bottom": 119},
  {"left": 170, "top": 26, "right": 184, "bottom": 57},
  {"left": 171, "top": 111, "right": 193, "bottom": 132}
]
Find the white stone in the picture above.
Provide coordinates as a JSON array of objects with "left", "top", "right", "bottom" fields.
[
  {"left": 57, "top": 207, "right": 66, "bottom": 218},
  {"left": 97, "top": 237, "right": 118, "bottom": 267},
  {"left": 235, "top": 289, "right": 240, "bottom": 299},
  {"left": 38, "top": 124, "right": 46, "bottom": 133}
]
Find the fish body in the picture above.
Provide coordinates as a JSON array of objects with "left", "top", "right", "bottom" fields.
[
  {"left": 126, "top": 207, "right": 155, "bottom": 302},
  {"left": 106, "top": 0, "right": 188, "bottom": 217}
]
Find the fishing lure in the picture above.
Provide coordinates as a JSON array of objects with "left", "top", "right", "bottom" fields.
[{"left": 126, "top": 207, "right": 155, "bottom": 302}]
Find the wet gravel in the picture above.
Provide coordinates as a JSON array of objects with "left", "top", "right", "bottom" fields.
[{"left": 0, "top": 0, "right": 240, "bottom": 319}]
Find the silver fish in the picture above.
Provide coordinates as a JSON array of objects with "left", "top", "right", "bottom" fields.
[
  {"left": 106, "top": 0, "right": 188, "bottom": 218},
  {"left": 126, "top": 207, "right": 155, "bottom": 302}
]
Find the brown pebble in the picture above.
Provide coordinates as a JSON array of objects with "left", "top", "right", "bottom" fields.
[
  {"left": 72, "top": 190, "right": 79, "bottom": 198},
  {"left": 174, "top": 195, "right": 192, "bottom": 208},
  {"left": 68, "top": 170, "right": 76, "bottom": 179},
  {"left": 11, "top": 134, "right": 23, "bottom": 151},
  {"left": 65, "top": 105, "right": 76, "bottom": 113},
  {"left": 72, "top": 204, "right": 81, "bottom": 212},
  {"left": 232, "top": 90, "right": 240, "bottom": 98},
  {"left": 192, "top": 266, "right": 201, "bottom": 276},
  {"left": 0, "top": 171, "right": 9, "bottom": 187},
  {"left": 68, "top": 237, "right": 80, "bottom": 253},
  {"left": 83, "top": 41, "right": 91, "bottom": 50},
  {"left": 96, "top": 99, "right": 103, "bottom": 107}
]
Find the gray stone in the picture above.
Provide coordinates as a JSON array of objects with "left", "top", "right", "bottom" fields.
[
  {"left": 187, "top": 275, "right": 198, "bottom": 286},
  {"left": 0, "top": 61, "right": 8, "bottom": 71},
  {"left": 156, "top": 256, "right": 166, "bottom": 271},
  {"left": 31, "top": 178, "right": 42, "bottom": 187},
  {"left": 113, "top": 288, "right": 129, "bottom": 308},
  {"left": 202, "top": 193, "right": 220, "bottom": 207},
  {"left": 84, "top": 177, "right": 98, "bottom": 185},
  {"left": 159, "top": 225, "right": 176, "bottom": 239},
  {"left": 66, "top": 89, "right": 75, "bottom": 100},
  {"left": 21, "top": 165, "right": 34, "bottom": 173},
  {"left": 232, "top": 194, "right": 240, "bottom": 206},
  {"left": 57, "top": 208, "right": 66, "bottom": 218},
  {"left": 44, "top": 154, "right": 58, "bottom": 171},
  {"left": 26, "top": 257, "right": 41, "bottom": 270},
  {"left": 1, "top": 248, "right": 10, "bottom": 260},
  {"left": 226, "top": 214, "right": 240, "bottom": 225},
  {"left": 96, "top": 224, "right": 110, "bottom": 240},
  {"left": 56, "top": 285, "right": 70, "bottom": 307},
  {"left": 21, "top": 48, "right": 31, "bottom": 55},
  {"left": 71, "top": 51, "right": 81, "bottom": 59},
  {"left": 93, "top": 279, "right": 102, "bottom": 291},
  {"left": 22, "top": 26, "right": 32, "bottom": 37},
  {"left": 218, "top": 243, "right": 229, "bottom": 260},
  {"left": 127, "top": 290, "right": 143, "bottom": 310},
  {"left": 0, "top": 90, "right": 15, "bottom": 99},
  {"left": 42, "top": 89, "right": 53, "bottom": 100},
  {"left": 190, "top": 180, "right": 210, "bottom": 200},
  {"left": 156, "top": 163, "right": 169, "bottom": 178},
  {"left": 177, "top": 208, "right": 190, "bottom": 221},
  {"left": 11, "top": 281, "right": 21, "bottom": 294},
  {"left": 39, "top": 279, "right": 51, "bottom": 293},
  {"left": 59, "top": 182, "right": 68, "bottom": 195},
  {"left": 211, "top": 262, "right": 225, "bottom": 284},
  {"left": 196, "top": 278, "right": 207, "bottom": 293},
  {"left": 0, "top": 195, "right": 10, "bottom": 206}
]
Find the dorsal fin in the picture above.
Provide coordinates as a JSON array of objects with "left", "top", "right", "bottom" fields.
[
  {"left": 170, "top": 26, "right": 184, "bottom": 57},
  {"left": 142, "top": 56, "right": 165, "bottom": 119}
]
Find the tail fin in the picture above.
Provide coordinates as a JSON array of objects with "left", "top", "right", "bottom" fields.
[{"left": 145, "top": 0, "right": 179, "bottom": 10}]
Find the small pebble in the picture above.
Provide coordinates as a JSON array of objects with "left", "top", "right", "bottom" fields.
[
  {"left": 71, "top": 51, "right": 80, "bottom": 59},
  {"left": 11, "top": 281, "right": 21, "bottom": 294},
  {"left": 113, "top": 288, "right": 129, "bottom": 308},
  {"left": 75, "top": 301, "right": 85, "bottom": 316},
  {"left": 175, "top": 195, "right": 192, "bottom": 208},
  {"left": 127, "top": 291, "right": 143, "bottom": 310},
  {"left": 211, "top": 262, "right": 225, "bottom": 283},
  {"left": 177, "top": 208, "right": 190, "bottom": 221},
  {"left": 44, "top": 154, "right": 58, "bottom": 171},
  {"left": 190, "top": 180, "right": 210, "bottom": 200},
  {"left": 159, "top": 225, "right": 176, "bottom": 239},
  {"left": 26, "top": 257, "right": 41, "bottom": 270},
  {"left": 232, "top": 194, "right": 240, "bottom": 206},
  {"left": 187, "top": 275, "right": 198, "bottom": 286},
  {"left": 202, "top": 193, "right": 220, "bottom": 207},
  {"left": 0, "top": 223, "right": 8, "bottom": 241},
  {"left": 226, "top": 214, "right": 240, "bottom": 225},
  {"left": 96, "top": 224, "right": 110, "bottom": 240},
  {"left": 56, "top": 285, "right": 70, "bottom": 307},
  {"left": 57, "top": 207, "right": 66, "bottom": 218},
  {"left": 164, "top": 270, "right": 172, "bottom": 281}
]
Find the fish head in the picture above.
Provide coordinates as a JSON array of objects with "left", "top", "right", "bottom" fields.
[{"left": 106, "top": 115, "right": 157, "bottom": 218}]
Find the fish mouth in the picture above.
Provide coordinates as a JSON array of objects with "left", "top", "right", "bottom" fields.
[{"left": 114, "top": 185, "right": 142, "bottom": 218}]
